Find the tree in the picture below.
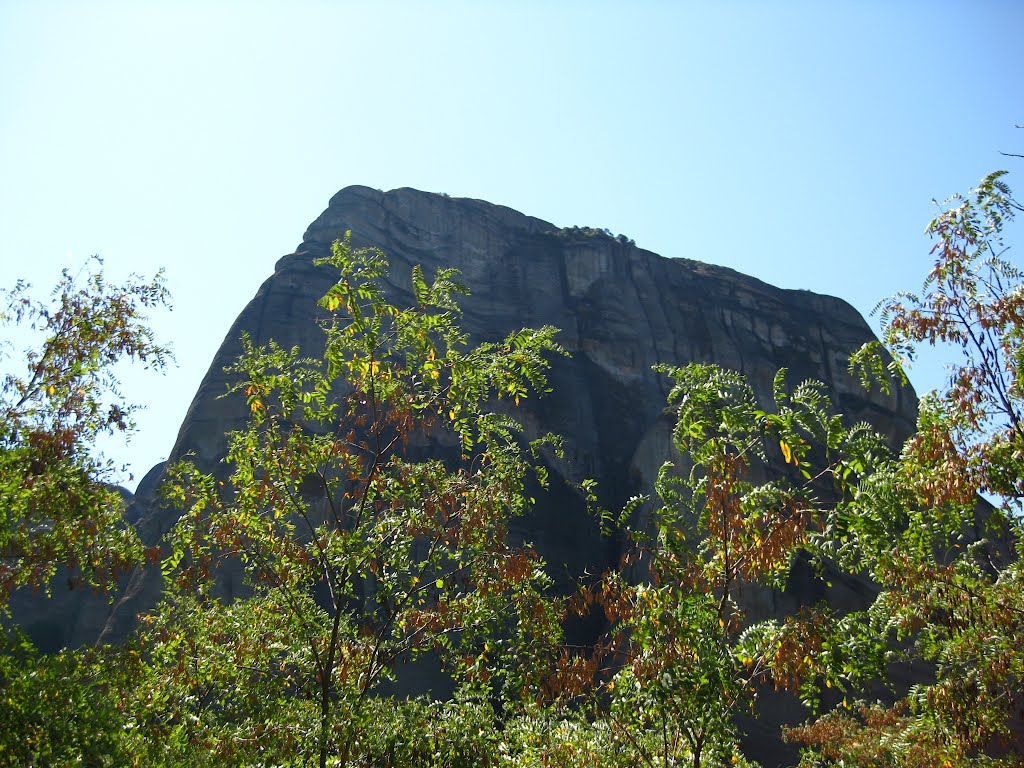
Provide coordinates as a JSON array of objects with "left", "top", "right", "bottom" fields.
[
  {"left": 0, "top": 629, "right": 135, "bottom": 768},
  {"left": 574, "top": 363, "right": 889, "bottom": 768},
  {"left": 548, "top": 170, "right": 1024, "bottom": 768},
  {"left": 778, "top": 171, "right": 1024, "bottom": 766},
  {"left": 145, "top": 236, "right": 568, "bottom": 767},
  {"left": 0, "top": 258, "right": 170, "bottom": 767},
  {"left": 0, "top": 257, "right": 171, "bottom": 607}
]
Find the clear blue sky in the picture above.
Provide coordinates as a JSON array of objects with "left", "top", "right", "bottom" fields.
[{"left": 1, "top": 1, "right": 1021, "bottom": 488}]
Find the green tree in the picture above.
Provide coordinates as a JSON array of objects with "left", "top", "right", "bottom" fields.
[
  {"left": 558, "top": 170, "right": 1024, "bottom": 768},
  {"left": 579, "top": 363, "right": 887, "bottom": 768},
  {"left": 146, "top": 236, "right": 568, "bottom": 767},
  {"left": 0, "top": 258, "right": 170, "bottom": 767},
  {"left": 778, "top": 171, "right": 1024, "bottom": 766},
  {"left": 505, "top": 171, "right": 1023, "bottom": 766},
  {"left": 0, "top": 257, "right": 171, "bottom": 604},
  {"left": 0, "top": 630, "right": 137, "bottom": 768}
]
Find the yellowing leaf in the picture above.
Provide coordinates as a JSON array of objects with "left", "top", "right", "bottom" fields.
[{"left": 780, "top": 440, "right": 793, "bottom": 464}]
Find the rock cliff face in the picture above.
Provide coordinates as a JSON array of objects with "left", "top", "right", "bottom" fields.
[{"left": 20, "top": 185, "right": 918, "bottom": 675}]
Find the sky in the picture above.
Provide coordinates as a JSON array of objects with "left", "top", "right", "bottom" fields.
[{"left": 1, "top": 1, "right": 1022, "bottom": 490}]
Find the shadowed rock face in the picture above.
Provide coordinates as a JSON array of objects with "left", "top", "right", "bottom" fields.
[{"left": 13, "top": 186, "right": 918, "bottom": 758}]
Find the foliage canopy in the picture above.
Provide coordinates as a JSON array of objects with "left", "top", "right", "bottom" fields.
[
  {"left": 3, "top": 171, "right": 1024, "bottom": 767},
  {"left": 150, "top": 236, "right": 568, "bottom": 767}
]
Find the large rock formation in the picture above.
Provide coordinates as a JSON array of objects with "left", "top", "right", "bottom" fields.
[{"left": 14, "top": 187, "right": 919, "bottom": 759}]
